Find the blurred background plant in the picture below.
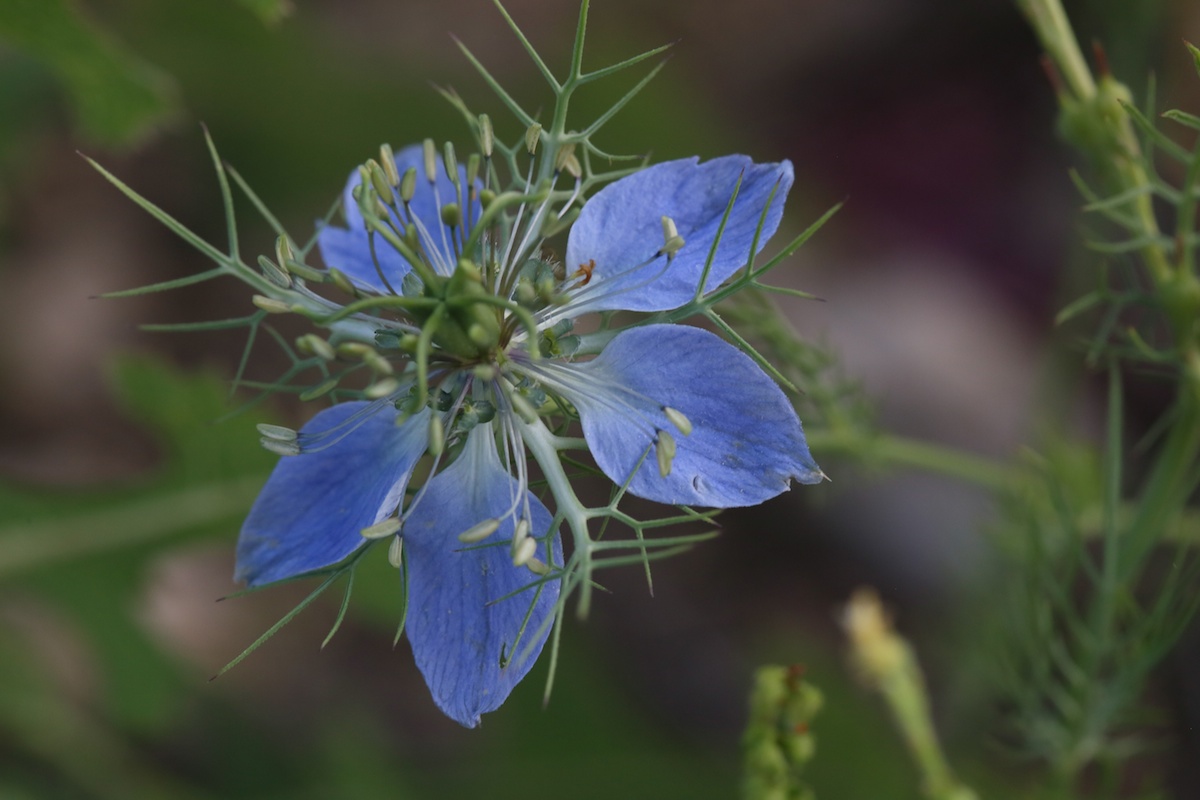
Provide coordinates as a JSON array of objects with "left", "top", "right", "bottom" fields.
[{"left": 1, "top": 0, "right": 1199, "bottom": 797}]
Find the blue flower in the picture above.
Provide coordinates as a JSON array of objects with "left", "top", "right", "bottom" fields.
[{"left": 235, "top": 144, "right": 822, "bottom": 727}]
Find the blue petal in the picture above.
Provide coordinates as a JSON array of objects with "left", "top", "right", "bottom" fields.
[
  {"left": 316, "top": 144, "right": 479, "bottom": 292},
  {"left": 559, "top": 324, "right": 821, "bottom": 507},
  {"left": 403, "top": 424, "right": 562, "bottom": 728},
  {"left": 235, "top": 403, "right": 430, "bottom": 586},
  {"left": 562, "top": 156, "right": 792, "bottom": 314}
]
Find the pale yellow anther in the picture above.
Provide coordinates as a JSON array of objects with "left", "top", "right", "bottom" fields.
[
  {"left": 329, "top": 268, "right": 357, "bottom": 297},
  {"left": 274, "top": 235, "right": 295, "bottom": 269},
  {"left": 660, "top": 215, "right": 685, "bottom": 256},
  {"left": 511, "top": 536, "right": 537, "bottom": 567},
  {"left": 256, "top": 423, "right": 297, "bottom": 442},
  {"left": 478, "top": 114, "right": 494, "bottom": 158},
  {"left": 663, "top": 406, "right": 693, "bottom": 436},
  {"left": 656, "top": 430, "right": 676, "bottom": 478},
  {"left": 367, "top": 159, "right": 393, "bottom": 205},
  {"left": 364, "top": 377, "right": 400, "bottom": 399},
  {"left": 554, "top": 142, "right": 577, "bottom": 174},
  {"left": 427, "top": 415, "right": 445, "bottom": 456},
  {"left": 361, "top": 517, "right": 403, "bottom": 539},
  {"left": 524, "top": 557, "right": 550, "bottom": 576},
  {"left": 296, "top": 334, "right": 336, "bottom": 361},
  {"left": 252, "top": 294, "right": 293, "bottom": 314},
  {"left": 524, "top": 123, "right": 542, "bottom": 155},
  {"left": 260, "top": 438, "right": 301, "bottom": 457},
  {"left": 400, "top": 167, "right": 417, "bottom": 204},
  {"left": 379, "top": 143, "right": 400, "bottom": 186},
  {"left": 458, "top": 518, "right": 501, "bottom": 543},
  {"left": 387, "top": 535, "right": 404, "bottom": 568},
  {"left": 422, "top": 138, "right": 438, "bottom": 183}
]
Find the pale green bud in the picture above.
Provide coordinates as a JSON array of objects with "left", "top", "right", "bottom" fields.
[{"left": 660, "top": 216, "right": 685, "bottom": 256}]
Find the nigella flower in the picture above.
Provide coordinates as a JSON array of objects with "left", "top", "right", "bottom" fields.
[{"left": 235, "top": 143, "right": 822, "bottom": 727}]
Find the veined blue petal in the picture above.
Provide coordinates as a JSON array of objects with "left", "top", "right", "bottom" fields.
[
  {"left": 561, "top": 156, "right": 792, "bottom": 315},
  {"left": 403, "top": 424, "right": 562, "bottom": 727},
  {"left": 316, "top": 144, "right": 480, "bottom": 292},
  {"left": 551, "top": 324, "right": 821, "bottom": 507},
  {"left": 235, "top": 403, "right": 431, "bottom": 586}
]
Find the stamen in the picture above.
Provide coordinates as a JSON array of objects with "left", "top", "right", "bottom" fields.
[
  {"left": 256, "top": 424, "right": 298, "bottom": 442},
  {"left": 458, "top": 518, "right": 501, "bottom": 543},
  {"left": 387, "top": 534, "right": 404, "bottom": 568},
  {"left": 511, "top": 536, "right": 537, "bottom": 566},
  {"left": 656, "top": 429, "right": 676, "bottom": 477},
  {"left": 663, "top": 406, "right": 693, "bottom": 436},
  {"left": 379, "top": 143, "right": 400, "bottom": 186},
  {"left": 252, "top": 294, "right": 293, "bottom": 314},
  {"left": 361, "top": 517, "right": 403, "bottom": 539}
]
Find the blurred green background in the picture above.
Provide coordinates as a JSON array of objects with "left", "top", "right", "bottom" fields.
[{"left": 1, "top": 0, "right": 1198, "bottom": 797}]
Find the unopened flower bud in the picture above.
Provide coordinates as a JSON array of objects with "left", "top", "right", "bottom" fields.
[
  {"left": 440, "top": 203, "right": 461, "bottom": 228},
  {"left": 364, "top": 353, "right": 394, "bottom": 375},
  {"left": 479, "top": 189, "right": 496, "bottom": 209}
]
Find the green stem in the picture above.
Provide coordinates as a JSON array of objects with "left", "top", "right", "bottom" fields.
[
  {"left": 0, "top": 476, "right": 263, "bottom": 577},
  {"left": 805, "top": 431, "right": 1014, "bottom": 490}
]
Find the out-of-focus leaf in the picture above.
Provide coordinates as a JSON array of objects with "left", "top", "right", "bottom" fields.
[
  {"left": 0, "top": 356, "right": 275, "bottom": 730},
  {"left": 0, "top": 0, "right": 177, "bottom": 147},
  {"left": 235, "top": 0, "right": 293, "bottom": 26}
]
